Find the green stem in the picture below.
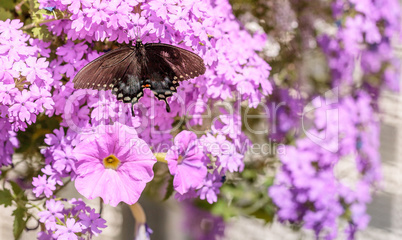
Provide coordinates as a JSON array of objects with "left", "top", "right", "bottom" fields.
[
  {"left": 21, "top": 18, "right": 67, "bottom": 30},
  {"left": 154, "top": 153, "right": 167, "bottom": 164},
  {"left": 27, "top": 202, "right": 44, "bottom": 211}
]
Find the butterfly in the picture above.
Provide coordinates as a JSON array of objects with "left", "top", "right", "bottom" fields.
[{"left": 73, "top": 39, "right": 206, "bottom": 116}]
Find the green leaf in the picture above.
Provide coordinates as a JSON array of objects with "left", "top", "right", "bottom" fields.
[
  {"left": 0, "top": 189, "right": 13, "bottom": 207},
  {"left": 263, "top": 176, "right": 275, "bottom": 187},
  {"left": 210, "top": 199, "right": 238, "bottom": 220},
  {"left": 32, "top": 25, "right": 51, "bottom": 41},
  {"left": 12, "top": 207, "right": 26, "bottom": 240},
  {"left": 249, "top": 205, "right": 275, "bottom": 223},
  {"left": 9, "top": 181, "right": 28, "bottom": 202},
  {"left": 33, "top": 0, "right": 41, "bottom": 9},
  {"left": 36, "top": 9, "right": 51, "bottom": 16},
  {"left": 0, "top": 8, "right": 12, "bottom": 21},
  {"left": 163, "top": 175, "right": 174, "bottom": 201},
  {"left": 0, "top": 0, "right": 14, "bottom": 10},
  {"left": 9, "top": 181, "right": 23, "bottom": 196}
]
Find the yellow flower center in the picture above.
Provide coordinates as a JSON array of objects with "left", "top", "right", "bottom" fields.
[
  {"left": 103, "top": 154, "right": 121, "bottom": 170},
  {"left": 177, "top": 155, "right": 184, "bottom": 164}
]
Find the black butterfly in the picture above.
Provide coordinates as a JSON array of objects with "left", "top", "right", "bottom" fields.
[{"left": 73, "top": 39, "right": 206, "bottom": 115}]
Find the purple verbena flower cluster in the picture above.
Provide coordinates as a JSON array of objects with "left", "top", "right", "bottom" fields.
[
  {"left": 269, "top": 91, "right": 381, "bottom": 239},
  {"left": 268, "top": 1, "right": 400, "bottom": 239},
  {"left": 0, "top": 19, "right": 54, "bottom": 169},
  {"left": 320, "top": 0, "right": 401, "bottom": 91},
  {"left": 34, "top": 127, "right": 79, "bottom": 199},
  {"left": 37, "top": 198, "right": 106, "bottom": 240}
]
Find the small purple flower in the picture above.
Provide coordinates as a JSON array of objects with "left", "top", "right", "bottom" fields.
[
  {"left": 52, "top": 145, "right": 76, "bottom": 173},
  {"left": 79, "top": 208, "right": 106, "bottom": 236},
  {"left": 69, "top": 198, "right": 90, "bottom": 215},
  {"left": 166, "top": 131, "right": 207, "bottom": 195},
  {"left": 218, "top": 146, "right": 244, "bottom": 173},
  {"left": 148, "top": 0, "right": 176, "bottom": 19},
  {"left": 32, "top": 175, "right": 56, "bottom": 198},
  {"left": 29, "top": 84, "right": 54, "bottom": 113},
  {"left": 198, "top": 171, "right": 222, "bottom": 204},
  {"left": 37, "top": 230, "right": 54, "bottom": 240},
  {"left": 38, "top": 199, "right": 64, "bottom": 231},
  {"left": 20, "top": 57, "right": 51, "bottom": 84},
  {"left": 56, "top": 41, "right": 88, "bottom": 63},
  {"left": 8, "top": 90, "right": 36, "bottom": 122},
  {"left": 0, "top": 83, "right": 18, "bottom": 105},
  {"left": 106, "top": 1, "right": 131, "bottom": 29},
  {"left": 168, "top": 7, "right": 189, "bottom": 32},
  {"left": 55, "top": 218, "right": 82, "bottom": 240},
  {"left": 84, "top": 0, "right": 109, "bottom": 24}
]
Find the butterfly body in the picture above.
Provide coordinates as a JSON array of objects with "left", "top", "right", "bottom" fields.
[{"left": 73, "top": 39, "right": 206, "bottom": 115}]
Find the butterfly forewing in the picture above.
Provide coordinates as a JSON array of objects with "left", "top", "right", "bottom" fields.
[{"left": 73, "top": 47, "right": 136, "bottom": 90}]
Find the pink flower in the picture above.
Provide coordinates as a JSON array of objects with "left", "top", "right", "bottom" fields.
[
  {"left": 166, "top": 131, "right": 207, "bottom": 195},
  {"left": 79, "top": 208, "right": 106, "bottom": 236},
  {"left": 0, "top": 83, "right": 18, "bottom": 105},
  {"left": 55, "top": 218, "right": 82, "bottom": 240},
  {"left": 20, "top": 57, "right": 51, "bottom": 84},
  {"left": 73, "top": 122, "right": 156, "bottom": 207},
  {"left": 84, "top": 0, "right": 109, "bottom": 24},
  {"left": 168, "top": 7, "right": 189, "bottom": 32},
  {"left": 199, "top": 171, "right": 222, "bottom": 204},
  {"left": 148, "top": 0, "right": 176, "bottom": 19},
  {"left": 32, "top": 175, "right": 56, "bottom": 198},
  {"left": 106, "top": 1, "right": 131, "bottom": 29},
  {"left": 56, "top": 41, "right": 88, "bottom": 63},
  {"left": 8, "top": 90, "right": 36, "bottom": 122},
  {"left": 38, "top": 199, "right": 64, "bottom": 230}
]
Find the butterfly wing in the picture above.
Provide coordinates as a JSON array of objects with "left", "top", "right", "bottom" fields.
[
  {"left": 143, "top": 43, "right": 206, "bottom": 111},
  {"left": 73, "top": 47, "right": 136, "bottom": 90},
  {"left": 72, "top": 42, "right": 206, "bottom": 115},
  {"left": 145, "top": 43, "right": 206, "bottom": 80}
]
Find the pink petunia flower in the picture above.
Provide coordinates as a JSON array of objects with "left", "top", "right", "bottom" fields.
[
  {"left": 73, "top": 122, "right": 156, "bottom": 207},
  {"left": 166, "top": 131, "right": 207, "bottom": 195}
]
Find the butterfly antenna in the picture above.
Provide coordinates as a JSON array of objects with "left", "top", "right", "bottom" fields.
[
  {"left": 133, "top": 4, "right": 142, "bottom": 41},
  {"left": 137, "top": 16, "right": 142, "bottom": 40}
]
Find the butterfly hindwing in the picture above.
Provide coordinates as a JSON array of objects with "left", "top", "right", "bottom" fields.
[
  {"left": 142, "top": 43, "right": 206, "bottom": 111},
  {"left": 145, "top": 43, "right": 206, "bottom": 81}
]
